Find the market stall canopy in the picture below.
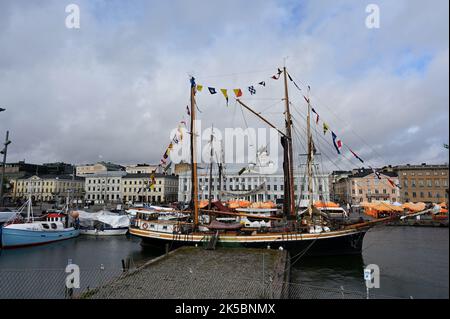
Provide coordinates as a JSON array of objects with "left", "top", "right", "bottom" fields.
[
  {"left": 402, "top": 202, "right": 426, "bottom": 212},
  {"left": 314, "top": 202, "right": 340, "bottom": 208}
]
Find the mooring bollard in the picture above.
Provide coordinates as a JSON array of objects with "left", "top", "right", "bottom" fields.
[
  {"left": 165, "top": 243, "right": 169, "bottom": 255},
  {"left": 121, "top": 258, "right": 132, "bottom": 272}
]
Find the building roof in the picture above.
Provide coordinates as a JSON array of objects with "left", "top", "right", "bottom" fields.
[
  {"left": 123, "top": 173, "right": 178, "bottom": 179},
  {"left": 393, "top": 163, "right": 449, "bottom": 170},
  {"left": 17, "top": 174, "right": 84, "bottom": 181},
  {"left": 350, "top": 168, "right": 398, "bottom": 178},
  {"left": 84, "top": 171, "right": 127, "bottom": 178}
]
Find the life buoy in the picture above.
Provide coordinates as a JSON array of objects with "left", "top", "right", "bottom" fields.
[{"left": 142, "top": 223, "right": 149, "bottom": 230}]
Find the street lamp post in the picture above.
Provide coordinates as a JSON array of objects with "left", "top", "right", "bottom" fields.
[{"left": 0, "top": 131, "right": 12, "bottom": 207}]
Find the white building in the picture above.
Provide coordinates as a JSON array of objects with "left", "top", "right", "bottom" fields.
[
  {"left": 178, "top": 170, "right": 330, "bottom": 204},
  {"left": 84, "top": 171, "right": 126, "bottom": 204},
  {"left": 122, "top": 173, "right": 178, "bottom": 204}
]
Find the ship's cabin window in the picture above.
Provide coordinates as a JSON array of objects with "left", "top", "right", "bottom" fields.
[
  {"left": 162, "top": 226, "right": 168, "bottom": 230},
  {"left": 51, "top": 223, "right": 57, "bottom": 229},
  {"left": 150, "top": 224, "right": 155, "bottom": 229},
  {"left": 42, "top": 223, "right": 50, "bottom": 229}
]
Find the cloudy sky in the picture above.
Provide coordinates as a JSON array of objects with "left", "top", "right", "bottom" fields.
[{"left": 0, "top": 0, "right": 448, "bottom": 173}]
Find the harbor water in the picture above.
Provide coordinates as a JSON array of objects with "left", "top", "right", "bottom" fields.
[{"left": 0, "top": 226, "right": 448, "bottom": 299}]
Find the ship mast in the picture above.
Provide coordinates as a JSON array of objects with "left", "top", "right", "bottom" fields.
[
  {"left": 283, "top": 66, "right": 296, "bottom": 218},
  {"left": 306, "top": 86, "right": 314, "bottom": 217},
  {"left": 190, "top": 77, "right": 199, "bottom": 227},
  {"left": 208, "top": 125, "right": 214, "bottom": 209}
]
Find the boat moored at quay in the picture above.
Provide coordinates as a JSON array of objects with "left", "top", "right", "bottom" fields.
[{"left": 1, "top": 197, "right": 80, "bottom": 249}]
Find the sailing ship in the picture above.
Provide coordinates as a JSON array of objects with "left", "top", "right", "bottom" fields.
[
  {"left": 1, "top": 192, "right": 80, "bottom": 249},
  {"left": 129, "top": 66, "right": 407, "bottom": 256}
]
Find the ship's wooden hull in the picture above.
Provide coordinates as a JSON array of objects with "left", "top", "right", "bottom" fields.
[{"left": 129, "top": 227, "right": 368, "bottom": 256}]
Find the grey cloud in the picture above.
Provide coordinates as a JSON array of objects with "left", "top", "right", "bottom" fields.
[{"left": 0, "top": 0, "right": 448, "bottom": 172}]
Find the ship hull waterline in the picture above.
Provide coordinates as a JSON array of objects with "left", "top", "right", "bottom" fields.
[{"left": 129, "top": 227, "right": 369, "bottom": 257}]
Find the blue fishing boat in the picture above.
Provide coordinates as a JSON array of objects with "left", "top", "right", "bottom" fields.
[{"left": 1, "top": 196, "right": 80, "bottom": 249}]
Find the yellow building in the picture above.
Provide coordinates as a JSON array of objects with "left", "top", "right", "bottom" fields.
[
  {"left": 13, "top": 174, "right": 85, "bottom": 202},
  {"left": 332, "top": 168, "right": 400, "bottom": 205}
]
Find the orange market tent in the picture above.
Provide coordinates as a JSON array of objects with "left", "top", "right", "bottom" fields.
[
  {"left": 227, "top": 200, "right": 251, "bottom": 209},
  {"left": 249, "top": 201, "right": 276, "bottom": 209},
  {"left": 314, "top": 202, "right": 340, "bottom": 208},
  {"left": 362, "top": 202, "right": 403, "bottom": 218},
  {"left": 199, "top": 200, "right": 209, "bottom": 209},
  {"left": 402, "top": 202, "right": 426, "bottom": 212}
]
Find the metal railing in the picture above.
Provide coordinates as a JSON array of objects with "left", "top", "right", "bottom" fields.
[{"left": 0, "top": 267, "right": 412, "bottom": 299}]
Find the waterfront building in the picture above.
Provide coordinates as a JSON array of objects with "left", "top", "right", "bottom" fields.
[
  {"left": 42, "top": 162, "right": 75, "bottom": 175},
  {"left": 4, "top": 161, "right": 74, "bottom": 180},
  {"left": 385, "top": 163, "right": 449, "bottom": 203},
  {"left": 122, "top": 173, "right": 178, "bottom": 204},
  {"left": 76, "top": 161, "right": 124, "bottom": 177},
  {"left": 331, "top": 168, "right": 400, "bottom": 205},
  {"left": 84, "top": 171, "right": 126, "bottom": 204},
  {"left": 12, "top": 174, "right": 85, "bottom": 202},
  {"left": 177, "top": 169, "right": 330, "bottom": 204},
  {"left": 328, "top": 170, "right": 352, "bottom": 203}
]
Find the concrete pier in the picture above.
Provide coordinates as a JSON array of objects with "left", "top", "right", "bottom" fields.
[{"left": 81, "top": 246, "right": 290, "bottom": 299}]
